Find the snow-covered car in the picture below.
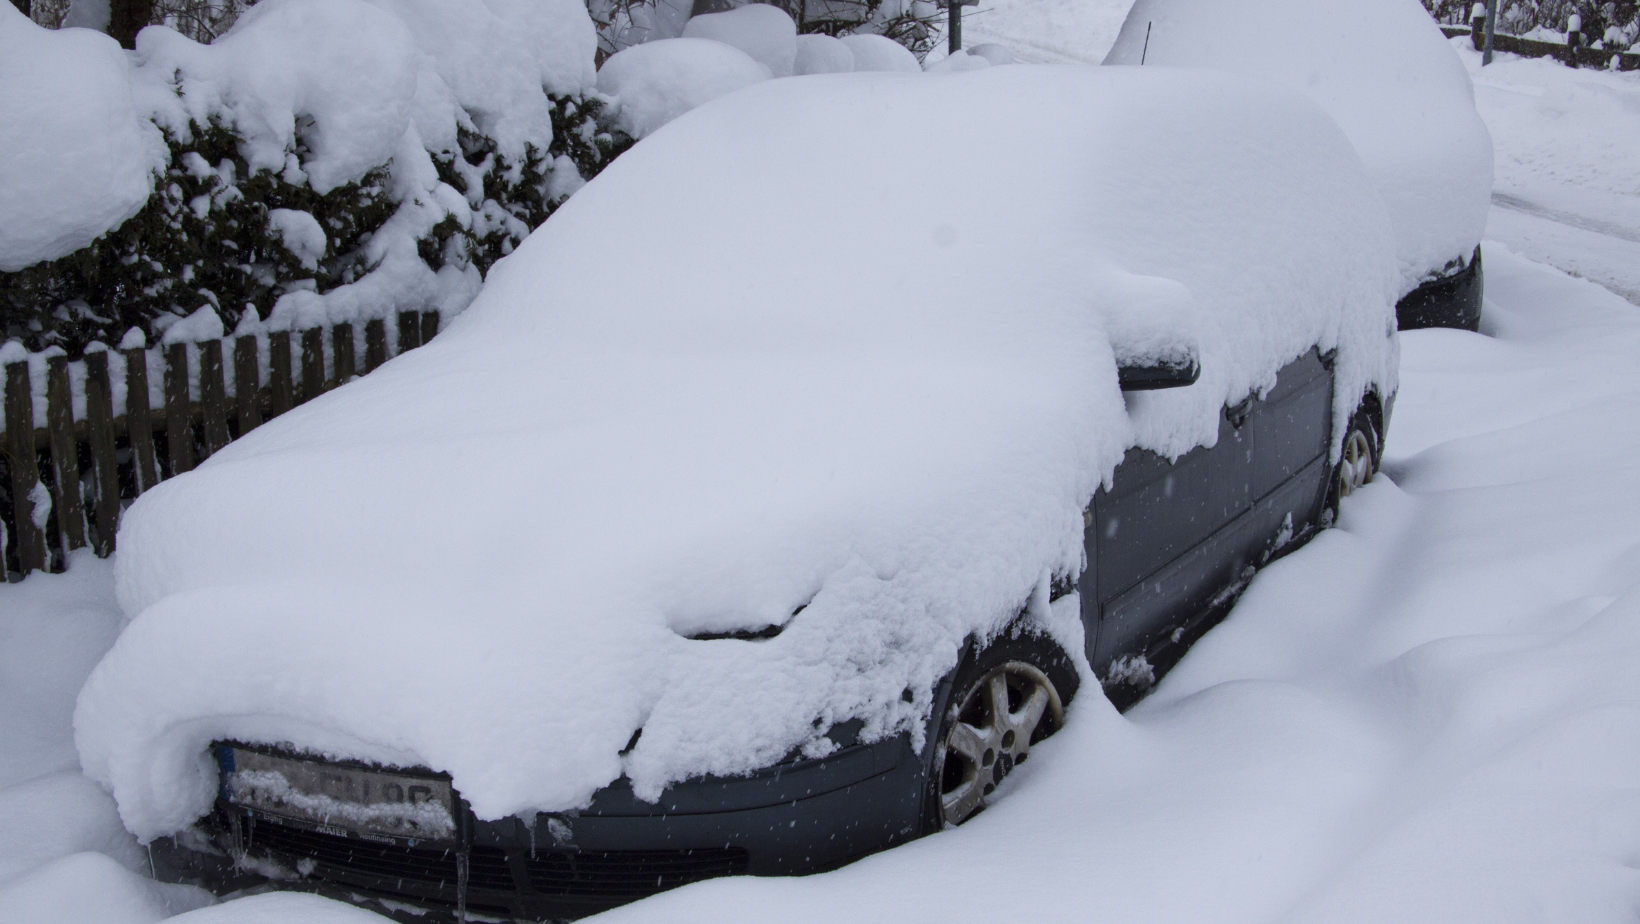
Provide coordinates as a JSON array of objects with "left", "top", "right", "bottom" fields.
[
  {"left": 1105, "top": 0, "right": 1494, "bottom": 331},
  {"left": 75, "top": 65, "right": 1400, "bottom": 920}
]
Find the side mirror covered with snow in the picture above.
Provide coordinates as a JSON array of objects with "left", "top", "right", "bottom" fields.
[
  {"left": 1118, "top": 351, "right": 1200, "bottom": 391},
  {"left": 1100, "top": 272, "right": 1202, "bottom": 392}
]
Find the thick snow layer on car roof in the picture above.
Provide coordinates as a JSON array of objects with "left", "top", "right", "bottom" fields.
[
  {"left": 75, "top": 65, "right": 1399, "bottom": 840},
  {"left": 1105, "top": 0, "right": 1494, "bottom": 295}
]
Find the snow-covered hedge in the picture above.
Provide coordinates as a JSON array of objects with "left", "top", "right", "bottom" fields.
[
  {"left": 1424, "top": 0, "right": 1639, "bottom": 43},
  {"left": 596, "top": 5, "right": 926, "bottom": 138},
  {"left": 0, "top": 0, "right": 631, "bottom": 355}
]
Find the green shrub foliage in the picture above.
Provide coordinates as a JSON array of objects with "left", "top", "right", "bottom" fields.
[{"left": 0, "top": 95, "right": 631, "bottom": 357}]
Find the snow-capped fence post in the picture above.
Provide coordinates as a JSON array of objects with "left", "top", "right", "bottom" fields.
[
  {"left": 44, "top": 356, "right": 87, "bottom": 556},
  {"left": 199, "top": 340, "right": 232, "bottom": 457},
  {"left": 269, "top": 331, "right": 295, "bottom": 417},
  {"left": 4, "top": 363, "right": 46, "bottom": 576},
  {"left": 233, "top": 337, "right": 262, "bottom": 435},
  {"left": 365, "top": 320, "right": 388, "bottom": 373},
  {"left": 1470, "top": 3, "right": 1487, "bottom": 50},
  {"left": 398, "top": 311, "right": 423, "bottom": 353},
  {"left": 299, "top": 328, "right": 326, "bottom": 405},
  {"left": 123, "top": 346, "right": 160, "bottom": 494},
  {"left": 83, "top": 351, "right": 122, "bottom": 557},
  {"left": 164, "top": 343, "right": 195, "bottom": 475},
  {"left": 333, "top": 324, "right": 357, "bottom": 385},
  {"left": 1565, "top": 13, "right": 1583, "bottom": 67}
]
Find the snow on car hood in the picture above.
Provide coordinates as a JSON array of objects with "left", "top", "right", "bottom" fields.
[
  {"left": 75, "top": 65, "right": 1399, "bottom": 841},
  {"left": 1105, "top": 0, "right": 1495, "bottom": 295}
]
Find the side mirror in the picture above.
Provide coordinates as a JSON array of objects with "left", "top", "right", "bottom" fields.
[{"left": 1118, "top": 355, "right": 1200, "bottom": 391}]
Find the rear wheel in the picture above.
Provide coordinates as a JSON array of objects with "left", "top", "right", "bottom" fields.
[{"left": 929, "top": 634, "right": 1077, "bottom": 828}]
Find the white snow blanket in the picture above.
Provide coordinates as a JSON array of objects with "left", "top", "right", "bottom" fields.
[
  {"left": 840, "top": 32, "right": 921, "bottom": 72},
  {"left": 76, "top": 65, "right": 1398, "bottom": 840},
  {"left": 681, "top": 4, "right": 798, "bottom": 78},
  {"left": 794, "top": 33, "right": 856, "bottom": 75},
  {"left": 135, "top": 0, "right": 596, "bottom": 192},
  {"left": 1105, "top": 0, "right": 1494, "bottom": 295},
  {"left": 0, "top": 8, "right": 165, "bottom": 272},
  {"left": 597, "top": 37, "right": 772, "bottom": 138}
]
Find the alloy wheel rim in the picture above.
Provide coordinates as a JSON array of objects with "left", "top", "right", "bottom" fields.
[
  {"left": 936, "top": 661, "right": 1063, "bottom": 827},
  {"left": 1338, "top": 429, "right": 1374, "bottom": 498}
]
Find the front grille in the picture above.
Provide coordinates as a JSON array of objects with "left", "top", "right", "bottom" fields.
[
  {"left": 525, "top": 847, "right": 750, "bottom": 898},
  {"left": 243, "top": 812, "right": 749, "bottom": 909},
  {"left": 249, "top": 818, "right": 515, "bottom": 898}
]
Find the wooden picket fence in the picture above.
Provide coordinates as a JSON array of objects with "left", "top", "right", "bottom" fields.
[{"left": 0, "top": 310, "right": 442, "bottom": 579}]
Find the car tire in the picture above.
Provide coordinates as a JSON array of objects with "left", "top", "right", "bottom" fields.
[
  {"left": 927, "top": 632, "right": 1078, "bottom": 829},
  {"left": 1324, "top": 408, "right": 1378, "bottom": 522}
]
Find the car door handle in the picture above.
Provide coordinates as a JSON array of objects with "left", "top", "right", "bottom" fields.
[{"left": 1227, "top": 396, "right": 1253, "bottom": 429}]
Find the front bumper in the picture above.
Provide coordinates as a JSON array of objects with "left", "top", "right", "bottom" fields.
[{"left": 151, "top": 733, "right": 928, "bottom": 921}]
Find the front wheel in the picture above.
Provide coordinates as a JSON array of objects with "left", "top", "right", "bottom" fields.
[
  {"left": 929, "top": 634, "right": 1077, "bottom": 828},
  {"left": 1325, "top": 410, "right": 1378, "bottom": 521}
]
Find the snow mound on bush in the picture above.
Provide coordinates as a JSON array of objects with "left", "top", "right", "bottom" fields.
[
  {"left": 0, "top": 7, "right": 165, "bottom": 272},
  {"left": 597, "top": 37, "right": 771, "bottom": 137},
  {"left": 136, "top": 0, "right": 419, "bottom": 194},
  {"left": 77, "top": 66, "right": 1397, "bottom": 839},
  {"left": 358, "top": 0, "right": 597, "bottom": 160},
  {"left": 3, "top": 0, "right": 599, "bottom": 326},
  {"left": 794, "top": 34, "right": 855, "bottom": 75},
  {"left": 682, "top": 4, "right": 798, "bottom": 78},
  {"left": 841, "top": 32, "right": 921, "bottom": 71},
  {"left": 926, "top": 48, "right": 993, "bottom": 72},
  {"left": 966, "top": 43, "right": 1016, "bottom": 65},
  {"left": 136, "top": 0, "right": 597, "bottom": 195},
  {"left": 1105, "top": 0, "right": 1493, "bottom": 294}
]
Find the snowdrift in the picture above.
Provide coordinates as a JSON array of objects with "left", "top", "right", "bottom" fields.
[
  {"left": 1105, "top": 0, "right": 1494, "bottom": 295},
  {"left": 76, "top": 66, "right": 1398, "bottom": 841}
]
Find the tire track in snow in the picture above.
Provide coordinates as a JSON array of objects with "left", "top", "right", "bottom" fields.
[{"left": 1491, "top": 191, "right": 1640, "bottom": 245}]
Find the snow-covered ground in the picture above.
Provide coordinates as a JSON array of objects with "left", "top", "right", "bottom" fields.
[
  {"left": 1458, "top": 40, "right": 1640, "bottom": 303},
  {"left": 8, "top": 20, "right": 1640, "bottom": 924}
]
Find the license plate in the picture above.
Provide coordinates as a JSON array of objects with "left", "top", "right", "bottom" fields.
[{"left": 218, "top": 744, "right": 456, "bottom": 842}]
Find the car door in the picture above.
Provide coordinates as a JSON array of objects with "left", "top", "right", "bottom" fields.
[
  {"left": 1244, "top": 348, "right": 1334, "bottom": 551},
  {"left": 1077, "top": 349, "right": 1335, "bottom": 679},
  {"left": 1083, "top": 401, "right": 1254, "bottom": 673}
]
